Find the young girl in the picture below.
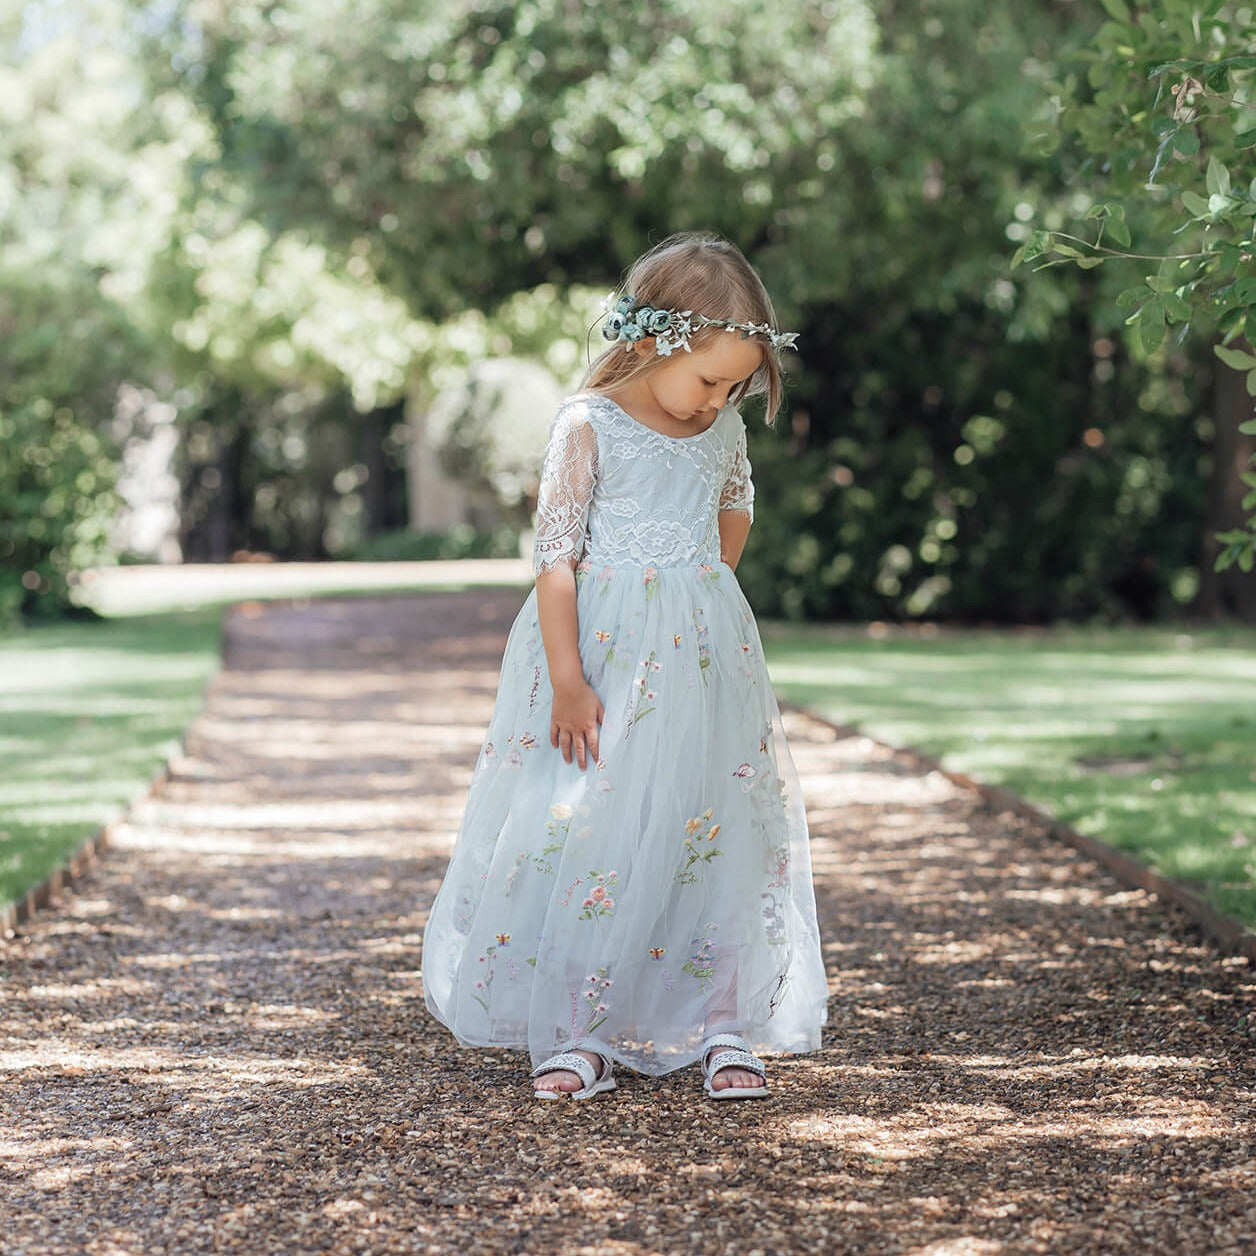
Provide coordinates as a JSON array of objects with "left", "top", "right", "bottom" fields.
[{"left": 421, "top": 233, "right": 828, "bottom": 1100}]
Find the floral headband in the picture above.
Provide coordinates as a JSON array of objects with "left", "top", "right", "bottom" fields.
[{"left": 601, "top": 294, "right": 799, "bottom": 357}]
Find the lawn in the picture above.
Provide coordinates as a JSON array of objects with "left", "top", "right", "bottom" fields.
[
  {"left": 0, "top": 609, "right": 223, "bottom": 909},
  {"left": 761, "top": 622, "right": 1256, "bottom": 929},
  {"left": 5, "top": 574, "right": 1256, "bottom": 934},
  {"left": 1, "top": 562, "right": 534, "bottom": 913}
]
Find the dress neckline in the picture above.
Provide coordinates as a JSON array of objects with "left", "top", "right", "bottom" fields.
[{"left": 582, "top": 392, "right": 724, "bottom": 443}]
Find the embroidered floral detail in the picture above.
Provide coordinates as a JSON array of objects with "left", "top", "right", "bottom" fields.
[
  {"left": 642, "top": 566, "right": 661, "bottom": 601},
  {"left": 693, "top": 609, "right": 712, "bottom": 682},
  {"left": 519, "top": 731, "right": 539, "bottom": 750},
  {"left": 677, "top": 809, "right": 723, "bottom": 884},
  {"left": 682, "top": 923, "right": 720, "bottom": 985},
  {"left": 520, "top": 803, "right": 575, "bottom": 876},
  {"left": 626, "top": 650, "right": 659, "bottom": 727},
  {"left": 761, "top": 892, "right": 788, "bottom": 944},
  {"left": 528, "top": 666, "right": 541, "bottom": 711},
  {"left": 649, "top": 947, "right": 666, "bottom": 960},
  {"left": 673, "top": 633, "right": 683, "bottom": 648},
  {"left": 583, "top": 968, "right": 613, "bottom": 1034},
  {"left": 470, "top": 943, "right": 499, "bottom": 1010},
  {"left": 578, "top": 869, "right": 619, "bottom": 920},
  {"left": 733, "top": 762, "right": 757, "bottom": 783},
  {"left": 595, "top": 630, "right": 611, "bottom": 643},
  {"left": 495, "top": 932, "right": 511, "bottom": 946},
  {"left": 698, "top": 563, "right": 721, "bottom": 586}
]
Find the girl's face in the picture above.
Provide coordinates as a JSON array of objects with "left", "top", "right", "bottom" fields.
[{"left": 638, "top": 333, "right": 765, "bottom": 427}]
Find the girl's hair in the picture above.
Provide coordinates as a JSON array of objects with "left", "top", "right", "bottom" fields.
[{"left": 584, "top": 233, "right": 788, "bottom": 426}]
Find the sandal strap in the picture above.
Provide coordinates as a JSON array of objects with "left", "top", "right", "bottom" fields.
[
  {"left": 530, "top": 1051, "right": 600, "bottom": 1088},
  {"left": 704, "top": 1047, "right": 766, "bottom": 1081},
  {"left": 702, "top": 1032, "right": 752, "bottom": 1055}
]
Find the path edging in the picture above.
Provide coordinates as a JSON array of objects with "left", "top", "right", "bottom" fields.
[
  {"left": 0, "top": 761, "right": 173, "bottom": 940},
  {"left": 1, "top": 613, "right": 232, "bottom": 942},
  {"left": 782, "top": 700, "right": 1256, "bottom": 965}
]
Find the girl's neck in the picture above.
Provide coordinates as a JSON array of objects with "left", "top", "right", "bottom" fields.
[{"left": 598, "top": 381, "right": 718, "bottom": 440}]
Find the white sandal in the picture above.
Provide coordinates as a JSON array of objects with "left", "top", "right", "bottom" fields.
[
  {"left": 530, "top": 1050, "right": 617, "bottom": 1101},
  {"left": 701, "top": 1034, "right": 769, "bottom": 1100}
]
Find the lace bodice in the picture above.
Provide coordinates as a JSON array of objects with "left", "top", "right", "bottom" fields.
[{"left": 532, "top": 393, "right": 754, "bottom": 574}]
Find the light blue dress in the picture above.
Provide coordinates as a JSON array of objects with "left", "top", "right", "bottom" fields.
[{"left": 422, "top": 392, "right": 828, "bottom": 1074}]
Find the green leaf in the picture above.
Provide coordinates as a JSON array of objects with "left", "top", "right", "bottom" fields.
[
  {"left": 1138, "top": 303, "right": 1166, "bottom": 354},
  {"left": 1145, "top": 275, "right": 1177, "bottom": 294},
  {"left": 1099, "top": 0, "right": 1129, "bottom": 20},
  {"left": 1076, "top": 257, "right": 1104, "bottom": 269},
  {"left": 1105, "top": 217, "right": 1131, "bottom": 248},
  {"left": 1209, "top": 193, "right": 1233, "bottom": 216},
  {"left": 1240, "top": 548, "right": 1254, "bottom": 573},
  {"left": 1161, "top": 290, "right": 1191, "bottom": 322},
  {"left": 1022, "top": 230, "right": 1050, "bottom": 262},
  {"left": 1173, "top": 128, "right": 1200, "bottom": 156},
  {"left": 1115, "top": 287, "right": 1147, "bottom": 310},
  {"left": 1247, "top": 368, "right": 1256, "bottom": 398},
  {"left": 1207, "top": 156, "right": 1231, "bottom": 199},
  {"left": 1238, "top": 419, "right": 1256, "bottom": 435},
  {"left": 1215, "top": 345, "right": 1256, "bottom": 370},
  {"left": 1235, "top": 128, "right": 1256, "bottom": 149},
  {"left": 1052, "top": 241, "right": 1084, "bottom": 259},
  {"left": 1181, "top": 189, "right": 1211, "bottom": 217}
]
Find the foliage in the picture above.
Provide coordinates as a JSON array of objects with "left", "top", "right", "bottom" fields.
[
  {"left": 3, "top": 0, "right": 1248, "bottom": 623},
  {"left": 1013, "top": 0, "right": 1256, "bottom": 571},
  {"left": 0, "top": 5, "right": 154, "bottom": 622}
]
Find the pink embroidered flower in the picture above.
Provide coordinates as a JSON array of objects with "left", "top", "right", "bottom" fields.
[{"left": 591, "top": 886, "right": 606, "bottom": 901}]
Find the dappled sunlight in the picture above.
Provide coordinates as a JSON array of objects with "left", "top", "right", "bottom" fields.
[{"left": 4, "top": 593, "right": 1253, "bottom": 1254}]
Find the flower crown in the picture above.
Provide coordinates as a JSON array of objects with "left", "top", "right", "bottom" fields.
[{"left": 601, "top": 293, "right": 799, "bottom": 357}]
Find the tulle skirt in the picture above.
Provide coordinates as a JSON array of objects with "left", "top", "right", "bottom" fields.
[{"left": 421, "top": 561, "right": 828, "bottom": 1074}]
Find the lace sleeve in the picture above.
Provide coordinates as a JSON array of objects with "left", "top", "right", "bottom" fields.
[
  {"left": 718, "top": 425, "right": 755, "bottom": 522},
  {"left": 532, "top": 406, "right": 599, "bottom": 574}
]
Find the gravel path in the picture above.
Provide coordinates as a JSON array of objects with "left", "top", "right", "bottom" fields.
[{"left": 2, "top": 591, "right": 1253, "bottom": 1255}]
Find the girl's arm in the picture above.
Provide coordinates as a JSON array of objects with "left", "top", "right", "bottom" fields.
[
  {"left": 718, "top": 423, "right": 755, "bottom": 571},
  {"left": 532, "top": 407, "right": 602, "bottom": 770},
  {"left": 536, "top": 566, "right": 603, "bottom": 770},
  {"left": 719, "top": 511, "right": 751, "bottom": 570}
]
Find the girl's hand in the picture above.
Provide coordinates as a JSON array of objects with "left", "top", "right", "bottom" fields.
[{"left": 550, "top": 679, "right": 604, "bottom": 770}]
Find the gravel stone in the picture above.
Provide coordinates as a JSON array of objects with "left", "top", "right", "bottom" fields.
[{"left": 1, "top": 592, "right": 1253, "bottom": 1255}]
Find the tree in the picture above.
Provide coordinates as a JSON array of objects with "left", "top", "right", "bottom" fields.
[{"left": 1015, "top": 0, "right": 1256, "bottom": 611}]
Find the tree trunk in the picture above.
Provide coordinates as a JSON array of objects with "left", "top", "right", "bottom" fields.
[
  {"left": 205, "top": 421, "right": 246, "bottom": 564},
  {"left": 1197, "top": 359, "right": 1256, "bottom": 620},
  {"left": 360, "top": 401, "right": 404, "bottom": 538}
]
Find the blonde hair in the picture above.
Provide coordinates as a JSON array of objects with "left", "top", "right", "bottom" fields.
[{"left": 584, "top": 233, "right": 788, "bottom": 426}]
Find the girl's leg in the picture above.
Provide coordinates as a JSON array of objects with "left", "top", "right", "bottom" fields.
[{"left": 701, "top": 947, "right": 766, "bottom": 1093}]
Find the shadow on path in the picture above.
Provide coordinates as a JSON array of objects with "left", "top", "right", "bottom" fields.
[{"left": 2, "top": 592, "right": 1253, "bottom": 1254}]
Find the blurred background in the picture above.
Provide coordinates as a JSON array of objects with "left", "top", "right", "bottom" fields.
[{"left": 3, "top": 0, "right": 1255, "bottom": 628}]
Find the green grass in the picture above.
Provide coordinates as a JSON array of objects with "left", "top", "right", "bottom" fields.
[
  {"left": 761, "top": 623, "right": 1256, "bottom": 929},
  {"left": 0, "top": 609, "right": 224, "bottom": 909},
  {"left": 2, "top": 562, "right": 536, "bottom": 912}
]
